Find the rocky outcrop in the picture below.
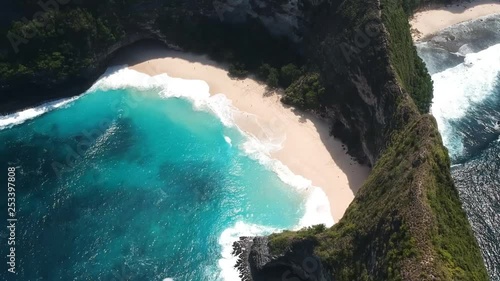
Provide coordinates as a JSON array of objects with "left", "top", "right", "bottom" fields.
[
  {"left": 233, "top": 236, "right": 331, "bottom": 281},
  {"left": 230, "top": 0, "right": 486, "bottom": 280}
]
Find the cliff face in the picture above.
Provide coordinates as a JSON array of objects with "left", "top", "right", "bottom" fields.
[
  {"left": 206, "top": 0, "right": 418, "bottom": 165},
  {"left": 302, "top": 0, "right": 400, "bottom": 165},
  {"left": 233, "top": 236, "right": 330, "bottom": 281},
  {"left": 235, "top": 114, "right": 488, "bottom": 281},
  {"left": 231, "top": 0, "right": 487, "bottom": 280},
  {"left": 211, "top": 0, "right": 307, "bottom": 41},
  {"left": 0, "top": 0, "right": 488, "bottom": 280}
]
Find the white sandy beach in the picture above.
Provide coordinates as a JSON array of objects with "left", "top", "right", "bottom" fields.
[
  {"left": 410, "top": 0, "right": 500, "bottom": 41},
  {"left": 112, "top": 44, "right": 370, "bottom": 222}
]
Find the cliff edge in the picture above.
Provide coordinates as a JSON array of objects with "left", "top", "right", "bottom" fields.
[{"left": 233, "top": 0, "right": 488, "bottom": 280}]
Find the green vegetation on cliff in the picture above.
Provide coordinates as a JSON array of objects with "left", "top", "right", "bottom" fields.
[
  {"left": 382, "top": 0, "right": 433, "bottom": 113},
  {"left": 2, "top": 0, "right": 316, "bottom": 110},
  {"left": 269, "top": 113, "right": 488, "bottom": 280},
  {"left": 281, "top": 72, "right": 325, "bottom": 110},
  {"left": 266, "top": 0, "right": 487, "bottom": 280},
  {"left": 2, "top": 9, "right": 95, "bottom": 81}
]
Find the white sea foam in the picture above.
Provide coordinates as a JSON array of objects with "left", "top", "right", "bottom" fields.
[
  {"left": 217, "top": 221, "right": 279, "bottom": 281},
  {"left": 431, "top": 43, "right": 500, "bottom": 157},
  {"left": 238, "top": 133, "right": 334, "bottom": 227},
  {"left": 90, "top": 66, "right": 238, "bottom": 127},
  {"left": 91, "top": 67, "right": 333, "bottom": 211},
  {"left": 66, "top": 66, "right": 334, "bottom": 281},
  {"left": 224, "top": 135, "right": 232, "bottom": 146},
  {"left": 0, "top": 97, "right": 78, "bottom": 130},
  {"left": 216, "top": 196, "right": 332, "bottom": 280}
]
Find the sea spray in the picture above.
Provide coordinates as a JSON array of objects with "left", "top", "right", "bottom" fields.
[
  {"left": 0, "top": 97, "right": 78, "bottom": 130},
  {"left": 430, "top": 43, "right": 500, "bottom": 160}
]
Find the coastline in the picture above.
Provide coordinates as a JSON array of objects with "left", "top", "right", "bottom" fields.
[
  {"left": 410, "top": 0, "right": 500, "bottom": 41},
  {"left": 112, "top": 44, "right": 370, "bottom": 222}
]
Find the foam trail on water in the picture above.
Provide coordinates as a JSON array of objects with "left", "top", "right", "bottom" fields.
[
  {"left": 431, "top": 43, "right": 500, "bottom": 159},
  {"left": 218, "top": 222, "right": 279, "bottom": 281}
]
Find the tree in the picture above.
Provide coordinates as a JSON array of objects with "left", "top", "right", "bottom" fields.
[
  {"left": 282, "top": 72, "right": 325, "bottom": 110},
  {"left": 228, "top": 62, "right": 248, "bottom": 78},
  {"left": 267, "top": 68, "right": 279, "bottom": 88},
  {"left": 280, "top": 63, "right": 302, "bottom": 87}
]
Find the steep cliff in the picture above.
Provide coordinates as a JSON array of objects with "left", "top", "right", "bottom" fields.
[
  {"left": 236, "top": 114, "right": 488, "bottom": 281},
  {"left": 232, "top": 0, "right": 488, "bottom": 280},
  {"left": 0, "top": 0, "right": 488, "bottom": 280}
]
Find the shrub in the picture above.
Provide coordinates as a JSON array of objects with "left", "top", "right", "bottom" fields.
[
  {"left": 280, "top": 63, "right": 302, "bottom": 87},
  {"left": 228, "top": 62, "right": 249, "bottom": 78},
  {"left": 257, "top": 63, "right": 273, "bottom": 80},
  {"left": 266, "top": 68, "right": 280, "bottom": 88},
  {"left": 282, "top": 72, "right": 324, "bottom": 110}
]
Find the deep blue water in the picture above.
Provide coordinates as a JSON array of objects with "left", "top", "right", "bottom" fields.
[
  {"left": 0, "top": 69, "right": 322, "bottom": 281},
  {"left": 417, "top": 14, "right": 500, "bottom": 280}
]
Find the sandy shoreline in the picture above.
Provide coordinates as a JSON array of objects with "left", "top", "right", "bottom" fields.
[
  {"left": 111, "top": 44, "right": 370, "bottom": 222},
  {"left": 410, "top": 0, "right": 500, "bottom": 41}
]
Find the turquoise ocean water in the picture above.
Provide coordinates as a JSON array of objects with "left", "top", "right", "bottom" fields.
[{"left": 0, "top": 67, "right": 332, "bottom": 280}]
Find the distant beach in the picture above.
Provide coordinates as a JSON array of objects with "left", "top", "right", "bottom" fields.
[
  {"left": 112, "top": 44, "right": 370, "bottom": 222},
  {"left": 410, "top": 0, "right": 500, "bottom": 41}
]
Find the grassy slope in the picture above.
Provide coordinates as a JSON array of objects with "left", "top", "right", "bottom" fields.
[
  {"left": 382, "top": 0, "right": 433, "bottom": 113},
  {"left": 270, "top": 114, "right": 488, "bottom": 281},
  {"left": 268, "top": 0, "right": 488, "bottom": 280}
]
